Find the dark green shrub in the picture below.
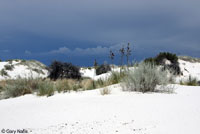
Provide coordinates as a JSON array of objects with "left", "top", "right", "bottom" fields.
[
  {"left": 96, "top": 64, "right": 111, "bottom": 75},
  {"left": 144, "top": 52, "right": 181, "bottom": 75},
  {"left": 49, "top": 61, "right": 81, "bottom": 80},
  {"left": 0, "top": 69, "right": 8, "bottom": 76},
  {"left": 155, "top": 52, "right": 178, "bottom": 65},
  {"left": 198, "top": 81, "right": 200, "bottom": 86},
  {"left": 144, "top": 57, "right": 155, "bottom": 64}
]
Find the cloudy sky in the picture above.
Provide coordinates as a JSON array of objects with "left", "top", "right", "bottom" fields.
[{"left": 0, "top": 0, "right": 200, "bottom": 66}]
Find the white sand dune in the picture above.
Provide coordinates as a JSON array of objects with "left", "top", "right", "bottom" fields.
[
  {"left": 0, "top": 60, "right": 48, "bottom": 80},
  {"left": 0, "top": 84, "right": 200, "bottom": 134}
]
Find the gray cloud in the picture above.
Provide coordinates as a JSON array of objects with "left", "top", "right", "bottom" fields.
[
  {"left": 0, "top": 50, "right": 10, "bottom": 53},
  {"left": 0, "top": 0, "right": 200, "bottom": 63}
]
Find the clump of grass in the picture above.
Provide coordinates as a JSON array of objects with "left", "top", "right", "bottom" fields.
[
  {"left": 180, "top": 75, "right": 199, "bottom": 86},
  {"left": 37, "top": 80, "right": 54, "bottom": 96},
  {"left": 80, "top": 79, "right": 96, "bottom": 90},
  {"left": 0, "top": 80, "right": 7, "bottom": 93},
  {"left": 100, "top": 87, "right": 111, "bottom": 95},
  {"left": 55, "top": 79, "right": 71, "bottom": 93},
  {"left": 122, "top": 62, "right": 171, "bottom": 92},
  {"left": 4, "top": 79, "right": 33, "bottom": 98},
  {"left": 107, "top": 71, "right": 126, "bottom": 85},
  {"left": 55, "top": 79, "right": 83, "bottom": 92}
]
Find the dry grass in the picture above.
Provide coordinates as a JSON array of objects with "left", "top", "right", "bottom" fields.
[
  {"left": 100, "top": 87, "right": 111, "bottom": 95},
  {"left": 80, "top": 79, "right": 95, "bottom": 90}
]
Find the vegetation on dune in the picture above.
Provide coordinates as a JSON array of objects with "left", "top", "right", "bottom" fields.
[
  {"left": 0, "top": 69, "right": 9, "bottom": 77},
  {"left": 96, "top": 63, "right": 111, "bottom": 75},
  {"left": 144, "top": 52, "right": 181, "bottom": 75},
  {"left": 49, "top": 61, "right": 81, "bottom": 80},
  {"left": 1, "top": 49, "right": 196, "bottom": 99},
  {"left": 3, "top": 78, "right": 34, "bottom": 98},
  {"left": 122, "top": 62, "right": 171, "bottom": 93},
  {"left": 180, "top": 75, "right": 199, "bottom": 86},
  {"left": 4, "top": 64, "right": 14, "bottom": 71},
  {"left": 178, "top": 56, "right": 200, "bottom": 63},
  {"left": 37, "top": 80, "right": 55, "bottom": 97},
  {"left": 100, "top": 87, "right": 111, "bottom": 95}
]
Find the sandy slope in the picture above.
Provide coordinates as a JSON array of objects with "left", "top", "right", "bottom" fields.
[
  {"left": 0, "top": 84, "right": 200, "bottom": 134},
  {"left": 0, "top": 60, "right": 48, "bottom": 80}
]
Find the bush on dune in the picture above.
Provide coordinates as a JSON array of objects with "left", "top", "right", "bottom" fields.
[
  {"left": 49, "top": 61, "right": 81, "bottom": 80},
  {"left": 0, "top": 69, "right": 8, "bottom": 76},
  {"left": 144, "top": 52, "right": 181, "bottom": 75},
  {"left": 96, "top": 64, "right": 111, "bottom": 75},
  {"left": 122, "top": 62, "right": 171, "bottom": 92}
]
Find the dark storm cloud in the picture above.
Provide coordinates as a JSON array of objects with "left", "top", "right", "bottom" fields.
[{"left": 0, "top": 0, "right": 200, "bottom": 65}]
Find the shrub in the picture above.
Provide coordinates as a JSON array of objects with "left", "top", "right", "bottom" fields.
[
  {"left": 144, "top": 52, "right": 181, "bottom": 75},
  {"left": 4, "top": 65, "right": 14, "bottom": 71},
  {"left": 144, "top": 57, "right": 155, "bottom": 64},
  {"left": 198, "top": 81, "right": 200, "bottom": 86},
  {"left": 180, "top": 76, "right": 199, "bottom": 86},
  {"left": 122, "top": 62, "right": 170, "bottom": 92},
  {"left": 96, "top": 64, "right": 111, "bottom": 75},
  {"left": 49, "top": 61, "right": 81, "bottom": 80},
  {"left": 0, "top": 69, "right": 8, "bottom": 76},
  {"left": 155, "top": 52, "right": 178, "bottom": 65},
  {"left": 37, "top": 80, "right": 54, "bottom": 96}
]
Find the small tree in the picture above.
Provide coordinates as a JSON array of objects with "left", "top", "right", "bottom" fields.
[
  {"left": 94, "top": 59, "right": 98, "bottom": 69},
  {"left": 109, "top": 50, "right": 115, "bottom": 64},
  {"left": 126, "top": 43, "right": 131, "bottom": 66},
  {"left": 109, "top": 50, "right": 115, "bottom": 68}
]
